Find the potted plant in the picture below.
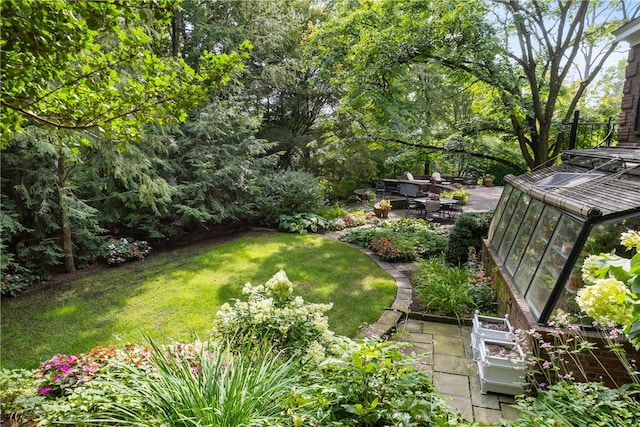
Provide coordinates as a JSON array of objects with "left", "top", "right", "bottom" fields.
[
  {"left": 379, "top": 199, "right": 392, "bottom": 218},
  {"left": 483, "top": 175, "right": 495, "bottom": 187}
]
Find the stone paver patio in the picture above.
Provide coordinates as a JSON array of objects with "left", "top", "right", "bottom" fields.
[{"left": 352, "top": 185, "right": 520, "bottom": 423}]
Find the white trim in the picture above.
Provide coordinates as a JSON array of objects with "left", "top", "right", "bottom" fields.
[{"left": 614, "top": 17, "right": 640, "bottom": 46}]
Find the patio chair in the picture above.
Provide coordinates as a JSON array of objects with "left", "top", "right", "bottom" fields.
[
  {"left": 375, "top": 181, "right": 386, "bottom": 198},
  {"left": 404, "top": 195, "right": 423, "bottom": 218},
  {"left": 424, "top": 200, "right": 441, "bottom": 218},
  {"left": 442, "top": 200, "right": 463, "bottom": 218}
]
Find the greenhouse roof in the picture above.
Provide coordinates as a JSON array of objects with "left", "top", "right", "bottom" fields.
[{"left": 504, "top": 148, "right": 640, "bottom": 220}]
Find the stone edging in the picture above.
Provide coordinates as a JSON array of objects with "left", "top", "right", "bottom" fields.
[{"left": 355, "top": 248, "right": 415, "bottom": 339}]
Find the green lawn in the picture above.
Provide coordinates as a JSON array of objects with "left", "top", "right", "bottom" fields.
[{"left": 1, "top": 232, "right": 396, "bottom": 369}]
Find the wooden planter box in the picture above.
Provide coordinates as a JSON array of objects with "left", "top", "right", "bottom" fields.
[
  {"left": 471, "top": 311, "right": 515, "bottom": 361},
  {"left": 477, "top": 339, "right": 525, "bottom": 395}
]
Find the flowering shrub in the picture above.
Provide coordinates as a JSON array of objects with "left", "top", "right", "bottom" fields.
[
  {"left": 212, "top": 270, "right": 334, "bottom": 356},
  {"left": 467, "top": 270, "right": 496, "bottom": 314},
  {"left": 576, "top": 229, "right": 640, "bottom": 349},
  {"left": 369, "top": 236, "right": 417, "bottom": 262},
  {"left": 103, "top": 237, "right": 152, "bottom": 264}
]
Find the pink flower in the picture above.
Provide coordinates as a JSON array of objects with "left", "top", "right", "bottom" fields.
[{"left": 38, "top": 386, "right": 52, "bottom": 394}]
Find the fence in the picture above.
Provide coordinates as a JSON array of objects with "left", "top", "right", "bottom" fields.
[{"left": 565, "top": 110, "right": 617, "bottom": 149}]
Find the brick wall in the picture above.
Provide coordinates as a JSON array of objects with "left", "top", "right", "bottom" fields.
[
  {"left": 482, "top": 239, "right": 640, "bottom": 387},
  {"left": 618, "top": 44, "right": 640, "bottom": 147}
]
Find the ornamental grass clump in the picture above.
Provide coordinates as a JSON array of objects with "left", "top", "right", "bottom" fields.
[{"left": 76, "top": 339, "right": 309, "bottom": 427}]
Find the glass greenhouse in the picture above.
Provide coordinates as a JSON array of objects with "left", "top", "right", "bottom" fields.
[{"left": 485, "top": 148, "right": 640, "bottom": 325}]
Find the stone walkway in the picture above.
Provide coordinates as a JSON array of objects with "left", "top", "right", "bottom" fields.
[
  {"left": 358, "top": 257, "right": 520, "bottom": 424},
  {"left": 349, "top": 185, "right": 520, "bottom": 424}
]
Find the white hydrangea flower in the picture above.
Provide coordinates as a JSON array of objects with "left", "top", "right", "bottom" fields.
[
  {"left": 621, "top": 230, "right": 640, "bottom": 251},
  {"left": 576, "top": 277, "right": 634, "bottom": 326}
]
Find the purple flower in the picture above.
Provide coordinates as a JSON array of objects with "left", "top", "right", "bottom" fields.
[{"left": 38, "top": 386, "right": 53, "bottom": 394}]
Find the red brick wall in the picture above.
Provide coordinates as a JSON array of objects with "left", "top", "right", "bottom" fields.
[
  {"left": 482, "top": 239, "right": 640, "bottom": 387},
  {"left": 618, "top": 44, "right": 640, "bottom": 147}
]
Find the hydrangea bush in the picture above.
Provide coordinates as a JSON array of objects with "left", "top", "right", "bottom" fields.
[
  {"left": 576, "top": 229, "right": 640, "bottom": 348},
  {"left": 212, "top": 270, "right": 334, "bottom": 356}
]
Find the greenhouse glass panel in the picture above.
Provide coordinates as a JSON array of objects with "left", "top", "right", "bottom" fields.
[
  {"left": 491, "top": 189, "right": 522, "bottom": 249},
  {"left": 505, "top": 198, "right": 544, "bottom": 275},
  {"left": 488, "top": 185, "right": 513, "bottom": 240},
  {"left": 525, "top": 214, "right": 581, "bottom": 318},
  {"left": 513, "top": 206, "right": 561, "bottom": 294},
  {"left": 498, "top": 193, "right": 531, "bottom": 262},
  {"left": 549, "top": 214, "right": 640, "bottom": 323}
]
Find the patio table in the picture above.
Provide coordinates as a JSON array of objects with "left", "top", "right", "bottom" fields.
[{"left": 413, "top": 197, "right": 461, "bottom": 218}]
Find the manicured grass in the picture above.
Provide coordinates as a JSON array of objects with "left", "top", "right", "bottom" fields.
[{"left": 1, "top": 232, "right": 396, "bottom": 369}]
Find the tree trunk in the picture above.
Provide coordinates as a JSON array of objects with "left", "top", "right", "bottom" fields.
[{"left": 57, "top": 150, "right": 76, "bottom": 273}]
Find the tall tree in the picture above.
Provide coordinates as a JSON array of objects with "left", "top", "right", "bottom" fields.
[
  {"left": 171, "top": 0, "right": 335, "bottom": 170},
  {"left": 307, "top": 0, "right": 638, "bottom": 169},
  {"left": 1, "top": 0, "right": 247, "bottom": 272}
]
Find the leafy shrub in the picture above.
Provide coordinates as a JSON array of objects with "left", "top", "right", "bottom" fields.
[
  {"left": 277, "top": 212, "right": 328, "bottom": 234},
  {"left": 0, "top": 237, "right": 41, "bottom": 297},
  {"left": 1, "top": 268, "right": 36, "bottom": 297},
  {"left": 253, "top": 170, "right": 325, "bottom": 226},
  {"left": 317, "top": 203, "right": 348, "bottom": 220},
  {"left": 0, "top": 368, "right": 38, "bottom": 423},
  {"left": 445, "top": 212, "right": 493, "bottom": 265},
  {"left": 304, "top": 337, "right": 465, "bottom": 426},
  {"left": 413, "top": 258, "right": 476, "bottom": 319},
  {"left": 212, "top": 270, "right": 334, "bottom": 355},
  {"left": 440, "top": 187, "right": 470, "bottom": 205},
  {"left": 102, "top": 237, "right": 152, "bottom": 264}
]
